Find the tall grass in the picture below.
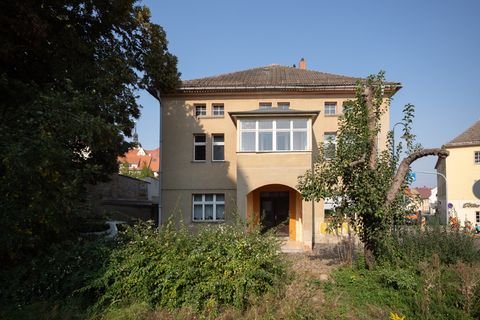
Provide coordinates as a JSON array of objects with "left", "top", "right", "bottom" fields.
[{"left": 385, "top": 224, "right": 479, "bottom": 267}]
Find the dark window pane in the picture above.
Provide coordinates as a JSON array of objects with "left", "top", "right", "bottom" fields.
[
  {"left": 195, "top": 146, "right": 206, "bottom": 160},
  {"left": 205, "top": 205, "right": 214, "bottom": 220},
  {"left": 216, "top": 204, "right": 225, "bottom": 220},
  {"left": 193, "top": 205, "right": 203, "bottom": 220},
  {"left": 195, "top": 135, "right": 206, "bottom": 143},
  {"left": 213, "top": 146, "right": 224, "bottom": 160}
]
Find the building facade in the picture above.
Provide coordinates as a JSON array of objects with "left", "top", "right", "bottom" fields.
[
  {"left": 161, "top": 62, "right": 400, "bottom": 249},
  {"left": 436, "top": 120, "right": 480, "bottom": 226}
]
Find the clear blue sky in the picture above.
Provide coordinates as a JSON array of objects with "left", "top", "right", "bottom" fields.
[{"left": 136, "top": 0, "right": 480, "bottom": 188}]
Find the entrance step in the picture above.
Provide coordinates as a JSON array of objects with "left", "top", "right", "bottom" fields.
[{"left": 280, "top": 238, "right": 304, "bottom": 253}]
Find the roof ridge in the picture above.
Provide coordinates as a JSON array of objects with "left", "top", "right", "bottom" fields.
[
  {"left": 181, "top": 64, "right": 364, "bottom": 83},
  {"left": 175, "top": 64, "right": 401, "bottom": 94},
  {"left": 445, "top": 119, "right": 480, "bottom": 147}
]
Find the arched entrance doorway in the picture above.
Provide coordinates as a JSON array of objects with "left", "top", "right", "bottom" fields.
[{"left": 246, "top": 184, "right": 302, "bottom": 241}]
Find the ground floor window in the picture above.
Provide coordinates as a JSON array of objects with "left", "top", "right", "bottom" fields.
[{"left": 193, "top": 194, "right": 225, "bottom": 221}]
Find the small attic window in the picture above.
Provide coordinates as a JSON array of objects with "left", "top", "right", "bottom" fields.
[
  {"left": 259, "top": 102, "right": 272, "bottom": 110},
  {"left": 278, "top": 102, "right": 290, "bottom": 110}
]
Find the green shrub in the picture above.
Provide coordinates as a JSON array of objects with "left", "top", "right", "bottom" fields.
[
  {"left": 386, "top": 224, "right": 479, "bottom": 267},
  {"left": 0, "top": 238, "right": 112, "bottom": 308},
  {"left": 325, "top": 251, "right": 480, "bottom": 320},
  {"left": 85, "top": 221, "right": 287, "bottom": 315}
]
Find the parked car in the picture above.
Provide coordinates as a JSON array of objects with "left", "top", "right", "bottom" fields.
[
  {"left": 81, "top": 220, "right": 127, "bottom": 239},
  {"left": 405, "top": 211, "right": 420, "bottom": 225}
]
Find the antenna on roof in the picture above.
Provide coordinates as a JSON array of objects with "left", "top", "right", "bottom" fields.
[{"left": 133, "top": 122, "right": 140, "bottom": 146}]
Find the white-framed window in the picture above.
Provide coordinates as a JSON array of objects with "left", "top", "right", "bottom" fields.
[
  {"left": 239, "top": 118, "right": 309, "bottom": 152},
  {"left": 193, "top": 194, "right": 225, "bottom": 221},
  {"left": 476, "top": 211, "right": 480, "bottom": 223},
  {"left": 212, "top": 134, "right": 225, "bottom": 161},
  {"left": 195, "top": 104, "right": 206, "bottom": 118},
  {"left": 324, "top": 132, "right": 337, "bottom": 159},
  {"left": 475, "top": 151, "right": 480, "bottom": 164},
  {"left": 277, "top": 102, "right": 290, "bottom": 110},
  {"left": 212, "top": 104, "right": 224, "bottom": 117},
  {"left": 324, "top": 102, "right": 337, "bottom": 116},
  {"left": 259, "top": 102, "right": 272, "bottom": 110},
  {"left": 193, "top": 134, "right": 206, "bottom": 161}
]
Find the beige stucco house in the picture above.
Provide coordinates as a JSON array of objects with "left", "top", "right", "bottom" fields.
[
  {"left": 161, "top": 61, "right": 400, "bottom": 250},
  {"left": 436, "top": 119, "right": 480, "bottom": 226}
]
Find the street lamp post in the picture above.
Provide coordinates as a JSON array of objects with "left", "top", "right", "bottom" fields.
[
  {"left": 415, "top": 171, "right": 448, "bottom": 225},
  {"left": 391, "top": 122, "right": 403, "bottom": 157}
]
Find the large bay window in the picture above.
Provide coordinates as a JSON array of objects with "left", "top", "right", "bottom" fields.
[{"left": 239, "top": 118, "right": 310, "bottom": 152}]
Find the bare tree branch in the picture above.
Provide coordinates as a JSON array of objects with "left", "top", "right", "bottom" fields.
[
  {"left": 385, "top": 148, "right": 449, "bottom": 206},
  {"left": 350, "top": 155, "right": 366, "bottom": 167}
]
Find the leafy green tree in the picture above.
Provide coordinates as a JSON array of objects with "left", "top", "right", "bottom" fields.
[
  {"left": 0, "top": 0, "right": 179, "bottom": 264},
  {"left": 298, "top": 73, "right": 448, "bottom": 267}
]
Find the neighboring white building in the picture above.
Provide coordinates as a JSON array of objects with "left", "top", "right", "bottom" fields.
[
  {"left": 436, "top": 120, "right": 480, "bottom": 226},
  {"left": 429, "top": 187, "right": 438, "bottom": 213}
]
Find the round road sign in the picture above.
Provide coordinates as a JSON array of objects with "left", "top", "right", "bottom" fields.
[{"left": 473, "top": 180, "right": 480, "bottom": 200}]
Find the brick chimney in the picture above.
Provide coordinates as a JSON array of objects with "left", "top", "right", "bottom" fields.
[{"left": 299, "top": 58, "right": 306, "bottom": 70}]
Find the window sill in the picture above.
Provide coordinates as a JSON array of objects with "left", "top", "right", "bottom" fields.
[
  {"left": 196, "top": 116, "right": 224, "bottom": 119},
  {"left": 192, "top": 220, "right": 225, "bottom": 223},
  {"left": 191, "top": 160, "right": 206, "bottom": 163},
  {"left": 237, "top": 150, "right": 311, "bottom": 154}
]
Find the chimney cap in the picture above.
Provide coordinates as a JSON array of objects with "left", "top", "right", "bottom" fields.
[{"left": 299, "top": 58, "right": 306, "bottom": 70}]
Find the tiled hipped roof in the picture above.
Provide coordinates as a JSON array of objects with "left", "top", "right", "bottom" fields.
[
  {"left": 180, "top": 65, "right": 400, "bottom": 92},
  {"left": 444, "top": 120, "right": 480, "bottom": 148}
]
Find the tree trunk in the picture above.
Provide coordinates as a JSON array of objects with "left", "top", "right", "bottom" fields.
[{"left": 385, "top": 148, "right": 449, "bottom": 206}]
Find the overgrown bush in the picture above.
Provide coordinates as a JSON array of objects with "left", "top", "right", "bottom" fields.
[
  {"left": 322, "top": 226, "right": 480, "bottom": 320},
  {"left": 85, "top": 221, "right": 287, "bottom": 315},
  {"left": 0, "top": 238, "right": 112, "bottom": 309},
  {"left": 385, "top": 224, "right": 479, "bottom": 267}
]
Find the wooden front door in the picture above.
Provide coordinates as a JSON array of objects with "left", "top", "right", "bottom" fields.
[{"left": 260, "top": 191, "right": 289, "bottom": 236}]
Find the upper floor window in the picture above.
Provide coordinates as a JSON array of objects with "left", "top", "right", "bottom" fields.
[
  {"left": 475, "top": 151, "right": 480, "bottom": 164},
  {"left": 476, "top": 211, "right": 480, "bottom": 223},
  {"left": 212, "top": 104, "right": 224, "bottom": 117},
  {"left": 277, "top": 102, "right": 290, "bottom": 110},
  {"left": 212, "top": 134, "right": 225, "bottom": 161},
  {"left": 195, "top": 104, "right": 206, "bottom": 118},
  {"left": 324, "top": 102, "right": 337, "bottom": 116},
  {"left": 324, "top": 132, "right": 337, "bottom": 159},
  {"left": 193, "top": 194, "right": 225, "bottom": 221},
  {"left": 193, "top": 134, "right": 206, "bottom": 161},
  {"left": 239, "top": 119, "right": 309, "bottom": 152},
  {"left": 259, "top": 102, "right": 272, "bottom": 110}
]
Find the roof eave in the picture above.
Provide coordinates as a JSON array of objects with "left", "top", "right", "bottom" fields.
[
  {"left": 443, "top": 141, "right": 480, "bottom": 149},
  {"left": 228, "top": 110, "right": 321, "bottom": 125}
]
